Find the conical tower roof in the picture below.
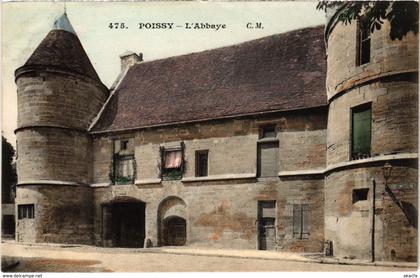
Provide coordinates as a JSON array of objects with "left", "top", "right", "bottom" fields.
[{"left": 16, "top": 13, "right": 101, "bottom": 83}]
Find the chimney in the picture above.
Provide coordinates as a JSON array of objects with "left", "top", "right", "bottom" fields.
[{"left": 119, "top": 51, "right": 143, "bottom": 72}]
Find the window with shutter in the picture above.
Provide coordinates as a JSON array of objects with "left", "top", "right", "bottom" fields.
[
  {"left": 351, "top": 104, "right": 372, "bottom": 160},
  {"left": 301, "top": 204, "right": 310, "bottom": 239},
  {"left": 293, "top": 204, "right": 302, "bottom": 238},
  {"left": 293, "top": 204, "right": 310, "bottom": 239}
]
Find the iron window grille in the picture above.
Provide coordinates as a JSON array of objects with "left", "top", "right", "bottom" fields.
[
  {"left": 18, "top": 204, "right": 34, "bottom": 220},
  {"left": 160, "top": 142, "right": 185, "bottom": 181},
  {"left": 112, "top": 154, "right": 136, "bottom": 185}
]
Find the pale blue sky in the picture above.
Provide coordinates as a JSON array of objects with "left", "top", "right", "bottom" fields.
[{"left": 2, "top": 1, "right": 326, "bottom": 146}]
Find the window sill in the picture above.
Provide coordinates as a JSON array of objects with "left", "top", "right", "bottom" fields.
[
  {"left": 257, "top": 138, "right": 279, "bottom": 143},
  {"left": 182, "top": 173, "right": 256, "bottom": 182},
  {"left": 90, "top": 182, "right": 111, "bottom": 188},
  {"left": 134, "top": 178, "right": 162, "bottom": 185},
  {"left": 278, "top": 169, "right": 324, "bottom": 177}
]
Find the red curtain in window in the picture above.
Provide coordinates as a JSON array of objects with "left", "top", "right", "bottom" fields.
[{"left": 165, "top": 150, "right": 182, "bottom": 168}]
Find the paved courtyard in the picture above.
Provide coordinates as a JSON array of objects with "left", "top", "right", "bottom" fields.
[{"left": 1, "top": 241, "right": 417, "bottom": 272}]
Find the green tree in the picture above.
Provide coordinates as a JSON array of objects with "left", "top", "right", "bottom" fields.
[
  {"left": 2, "top": 136, "right": 16, "bottom": 203},
  {"left": 317, "top": 1, "right": 419, "bottom": 40}
]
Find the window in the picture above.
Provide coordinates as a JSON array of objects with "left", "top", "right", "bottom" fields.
[
  {"left": 112, "top": 138, "right": 135, "bottom": 185},
  {"left": 353, "top": 188, "right": 369, "bottom": 204},
  {"left": 161, "top": 146, "right": 184, "bottom": 180},
  {"left": 121, "top": 140, "right": 128, "bottom": 150},
  {"left": 18, "top": 204, "right": 34, "bottom": 220},
  {"left": 293, "top": 204, "right": 310, "bottom": 239},
  {"left": 257, "top": 141, "right": 279, "bottom": 177},
  {"left": 260, "top": 125, "right": 276, "bottom": 139},
  {"left": 114, "top": 155, "right": 135, "bottom": 184},
  {"left": 195, "top": 150, "right": 208, "bottom": 177},
  {"left": 356, "top": 17, "right": 371, "bottom": 66},
  {"left": 351, "top": 104, "right": 372, "bottom": 160}
]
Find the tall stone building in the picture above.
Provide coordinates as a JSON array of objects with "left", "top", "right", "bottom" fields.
[{"left": 14, "top": 9, "right": 418, "bottom": 262}]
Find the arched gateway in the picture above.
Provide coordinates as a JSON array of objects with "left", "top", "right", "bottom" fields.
[
  {"left": 101, "top": 197, "right": 146, "bottom": 248},
  {"left": 157, "top": 196, "right": 187, "bottom": 246}
]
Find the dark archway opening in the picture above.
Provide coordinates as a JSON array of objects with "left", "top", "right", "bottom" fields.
[
  {"left": 102, "top": 201, "right": 145, "bottom": 248},
  {"left": 162, "top": 216, "right": 186, "bottom": 246}
]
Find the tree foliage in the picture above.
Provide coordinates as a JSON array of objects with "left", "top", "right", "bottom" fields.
[
  {"left": 2, "top": 136, "right": 16, "bottom": 203},
  {"left": 317, "top": 1, "right": 419, "bottom": 40}
]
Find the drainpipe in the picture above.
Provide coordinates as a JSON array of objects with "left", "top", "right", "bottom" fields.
[{"left": 371, "top": 178, "right": 376, "bottom": 262}]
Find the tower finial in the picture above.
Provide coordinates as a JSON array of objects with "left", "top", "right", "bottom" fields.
[{"left": 64, "top": 0, "right": 67, "bottom": 14}]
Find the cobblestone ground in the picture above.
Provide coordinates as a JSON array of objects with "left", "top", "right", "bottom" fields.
[{"left": 1, "top": 242, "right": 417, "bottom": 272}]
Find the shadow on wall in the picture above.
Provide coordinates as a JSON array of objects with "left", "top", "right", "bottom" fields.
[{"left": 401, "top": 201, "right": 418, "bottom": 229}]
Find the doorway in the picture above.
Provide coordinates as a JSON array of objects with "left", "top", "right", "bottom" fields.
[
  {"left": 102, "top": 201, "right": 145, "bottom": 248},
  {"left": 162, "top": 216, "right": 186, "bottom": 246},
  {"left": 258, "top": 200, "right": 276, "bottom": 250}
]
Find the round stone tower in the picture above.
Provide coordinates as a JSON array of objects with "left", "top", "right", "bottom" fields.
[
  {"left": 324, "top": 6, "right": 418, "bottom": 261},
  {"left": 14, "top": 13, "right": 109, "bottom": 244}
]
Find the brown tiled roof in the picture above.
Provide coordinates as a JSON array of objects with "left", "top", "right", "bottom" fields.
[
  {"left": 16, "top": 30, "right": 101, "bottom": 83},
  {"left": 92, "top": 26, "right": 327, "bottom": 132}
]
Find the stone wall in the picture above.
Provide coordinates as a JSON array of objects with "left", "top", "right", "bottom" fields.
[
  {"left": 327, "top": 79, "right": 418, "bottom": 167},
  {"left": 17, "top": 128, "right": 92, "bottom": 184},
  {"left": 16, "top": 185, "right": 93, "bottom": 244},
  {"left": 15, "top": 70, "right": 107, "bottom": 244},
  {"left": 16, "top": 72, "right": 108, "bottom": 130},
  {"left": 92, "top": 109, "right": 327, "bottom": 251},
  {"left": 93, "top": 110, "right": 327, "bottom": 184},
  {"left": 93, "top": 177, "right": 324, "bottom": 251},
  {"left": 325, "top": 13, "right": 418, "bottom": 262},
  {"left": 326, "top": 20, "right": 418, "bottom": 99},
  {"left": 324, "top": 161, "right": 417, "bottom": 261}
]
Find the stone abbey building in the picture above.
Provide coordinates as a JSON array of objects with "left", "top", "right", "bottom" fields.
[{"left": 14, "top": 8, "right": 418, "bottom": 262}]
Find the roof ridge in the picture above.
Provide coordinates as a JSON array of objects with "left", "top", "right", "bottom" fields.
[{"left": 133, "top": 25, "right": 325, "bottom": 67}]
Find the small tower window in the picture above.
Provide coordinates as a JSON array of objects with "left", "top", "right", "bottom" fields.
[
  {"left": 352, "top": 188, "right": 369, "bottom": 204},
  {"left": 356, "top": 17, "right": 371, "bottom": 66},
  {"left": 18, "top": 204, "right": 34, "bottom": 219}
]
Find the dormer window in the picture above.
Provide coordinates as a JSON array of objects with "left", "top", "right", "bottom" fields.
[{"left": 356, "top": 17, "right": 371, "bottom": 66}]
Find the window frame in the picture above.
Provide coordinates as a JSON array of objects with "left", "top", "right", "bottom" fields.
[
  {"left": 195, "top": 150, "right": 209, "bottom": 177},
  {"left": 259, "top": 125, "right": 277, "bottom": 139},
  {"left": 356, "top": 17, "right": 371, "bottom": 66},
  {"left": 352, "top": 188, "right": 369, "bottom": 204},
  {"left": 350, "top": 102, "right": 372, "bottom": 161},
  {"left": 160, "top": 143, "right": 185, "bottom": 180},
  {"left": 120, "top": 140, "right": 129, "bottom": 151},
  {"left": 257, "top": 141, "right": 279, "bottom": 178},
  {"left": 18, "top": 204, "right": 34, "bottom": 220},
  {"left": 113, "top": 154, "right": 136, "bottom": 185}
]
